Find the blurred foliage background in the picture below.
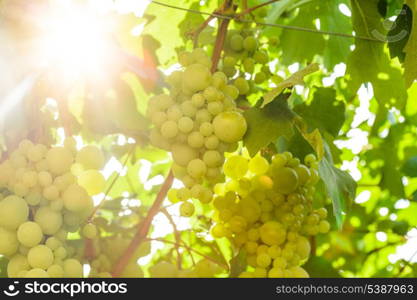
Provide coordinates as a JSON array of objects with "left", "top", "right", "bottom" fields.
[{"left": 0, "top": 0, "right": 417, "bottom": 277}]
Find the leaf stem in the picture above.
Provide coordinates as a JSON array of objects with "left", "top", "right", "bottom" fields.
[{"left": 236, "top": 0, "right": 281, "bottom": 17}]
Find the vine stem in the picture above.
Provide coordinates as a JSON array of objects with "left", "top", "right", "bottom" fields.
[
  {"left": 111, "top": 170, "right": 174, "bottom": 277},
  {"left": 236, "top": 0, "right": 281, "bottom": 17},
  {"left": 211, "top": 0, "right": 235, "bottom": 73}
]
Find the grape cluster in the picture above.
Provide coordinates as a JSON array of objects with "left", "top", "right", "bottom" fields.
[
  {"left": 147, "top": 48, "right": 247, "bottom": 215},
  {"left": 0, "top": 138, "right": 106, "bottom": 278},
  {"left": 209, "top": 151, "right": 330, "bottom": 278},
  {"left": 220, "top": 28, "right": 278, "bottom": 94}
]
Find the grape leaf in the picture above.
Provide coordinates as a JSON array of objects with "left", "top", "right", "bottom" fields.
[
  {"left": 303, "top": 256, "right": 341, "bottom": 278},
  {"left": 388, "top": 4, "right": 412, "bottom": 61},
  {"left": 243, "top": 94, "right": 295, "bottom": 156},
  {"left": 319, "top": 143, "right": 357, "bottom": 227},
  {"left": 402, "top": 156, "right": 417, "bottom": 177},
  {"left": 294, "top": 117, "right": 325, "bottom": 160},
  {"left": 347, "top": 0, "right": 407, "bottom": 108},
  {"left": 294, "top": 87, "right": 346, "bottom": 138},
  {"left": 279, "top": 2, "right": 325, "bottom": 65},
  {"left": 262, "top": 63, "right": 319, "bottom": 107},
  {"left": 404, "top": 0, "right": 417, "bottom": 87}
]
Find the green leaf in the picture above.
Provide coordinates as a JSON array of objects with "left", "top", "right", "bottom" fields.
[
  {"left": 279, "top": 2, "right": 325, "bottom": 65},
  {"left": 229, "top": 251, "right": 247, "bottom": 278},
  {"left": 303, "top": 256, "right": 341, "bottom": 278},
  {"left": 319, "top": 143, "right": 357, "bottom": 227},
  {"left": 262, "top": 63, "right": 319, "bottom": 107},
  {"left": 404, "top": 1, "right": 417, "bottom": 87},
  {"left": 402, "top": 156, "right": 417, "bottom": 177},
  {"left": 388, "top": 4, "right": 412, "bottom": 61},
  {"left": 295, "top": 87, "right": 346, "bottom": 138},
  {"left": 243, "top": 94, "right": 295, "bottom": 156},
  {"left": 347, "top": 0, "right": 407, "bottom": 108}
]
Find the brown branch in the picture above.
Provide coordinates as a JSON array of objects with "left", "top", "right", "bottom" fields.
[
  {"left": 210, "top": 0, "right": 235, "bottom": 73},
  {"left": 236, "top": 0, "right": 281, "bottom": 17},
  {"left": 111, "top": 169, "right": 174, "bottom": 277}
]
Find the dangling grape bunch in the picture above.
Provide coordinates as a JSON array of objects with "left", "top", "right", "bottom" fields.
[
  {"left": 146, "top": 48, "right": 247, "bottom": 215},
  {"left": 210, "top": 151, "right": 330, "bottom": 278},
  {"left": 0, "top": 138, "right": 107, "bottom": 278}
]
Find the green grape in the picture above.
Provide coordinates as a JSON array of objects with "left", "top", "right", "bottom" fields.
[
  {"left": 256, "top": 253, "right": 272, "bottom": 268},
  {"left": 78, "top": 170, "right": 106, "bottom": 196},
  {"left": 243, "top": 36, "right": 258, "bottom": 52},
  {"left": 259, "top": 221, "right": 286, "bottom": 246},
  {"left": 213, "top": 112, "right": 247, "bottom": 143},
  {"left": 222, "top": 85, "right": 239, "bottom": 100},
  {"left": 294, "top": 165, "right": 311, "bottom": 186},
  {"left": 22, "top": 171, "right": 38, "bottom": 188},
  {"left": 243, "top": 57, "right": 255, "bottom": 73},
  {"left": 223, "top": 56, "right": 237, "bottom": 68},
  {"left": 35, "top": 206, "right": 63, "bottom": 235},
  {"left": 253, "top": 50, "right": 269, "bottom": 64},
  {"left": 0, "top": 195, "right": 29, "bottom": 230},
  {"left": 45, "top": 237, "right": 61, "bottom": 250},
  {"left": 178, "top": 51, "right": 193, "bottom": 66},
  {"left": 180, "top": 201, "right": 195, "bottom": 217},
  {"left": 249, "top": 155, "right": 270, "bottom": 175},
  {"left": 271, "top": 167, "right": 299, "bottom": 194},
  {"left": 178, "top": 117, "right": 194, "bottom": 133},
  {"left": 47, "top": 264, "right": 64, "bottom": 278},
  {"left": 234, "top": 77, "right": 250, "bottom": 95},
  {"left": 230, "top": 34, "right": 244, "bottom": 51},
  {"left": 195, "top": 109, "right": 212, "bottom": 124},
  {"left": 295, "top": 236, "right": 311, "bottom": 260},
  {"left": 76, "top": 145, "right": 105, "bottom": 170},
  {"left": 288, "top": 266, "right": 309, "bottom": 278},
  {"left": 254, "top": 71, "right": 267, "bottom": 84},
  {"left": 204, "top": 135, "right": 220, "bottom": 150},
  {"left": 171, "top": 144, "right": 199, "bottom": 166},
  {"left": 211, "top": 224, "right": 226, "bottom": 238},
  {"left": 63, "top": 259, "right": 83, "bottom": 277},
  {"left": 158, "top": 94, "right": 175, "bottom": 110},
  {"left": 7, "top": 254, "right": 29, "bottom": 277},
  {"left": 224, "top": 156, "right": 248, "bottom": 179},
  {"left": 187, "top": 131, "right": 205, "bottom": 148},
  {"left": 151, "top": 111, "right": 167, "bottom": 127},
  {"left": 187, "top": 159, "right": 207, "bottom": 179},
  {"left": 43, "top": 185, "right": 59, "bottom": 201},
  {"left": 0, "top": 227, "right": 19, "bottom": 256},
  {"left": 212, "top": 72, "right": 227, "bottom": 89},
  {"left": 181, "top": 100, "right": 197, "bottom": 117},
  {"left": 17, "top": 222, "right": 43, "bottom": 248},
  {"left": 229, "top": 216, "right": 247, "bottom": 233},
  {"left": 191, "top": 93, "right": 205, "bottom": 108},
  {"left": 46, "top": 147, "right": 74, "bottom": 175},
  {"left": 160, "top": 120, "right": 179, "bottom": 139},
  {"left": 62, "top": 184, "right": 92, "bottom": 212},
  {"left": 203, "top": 150, "right": 222, "bottom": 167},
  {"left": 182, "top": 64, "right": 211, "bottom": 93},
  {"left": 167, "top": 105, "right": 183, "bottom": 121},
  {"left": 207, "top": 102, "right": 223, "bottom": 115},
  {"left": 28, "top": 245, "right": 54, "bottom": 269},
  {"left": 223, "top": 66, "right": 236, "bottom": 77},
  {"left": 27, "top": 144, "right": 47, "bottom": 162},
  {"left": 318, "top": 220, "right": 330, "bottom": 233},
  {"left": 25, "top": 268, "right": 49, "bottom": 278},
  {"left": 82, "top": 223, "right": 97, "bottom": 239},
  {"left": 199, "top": 122, "right": 214, "bottom": 137}
]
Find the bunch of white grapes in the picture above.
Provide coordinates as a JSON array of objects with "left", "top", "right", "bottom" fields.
[
  {"left": 220, "top": 26, "right": 281, "bottom": 95},
  {"left": 0, "top": 138, "right": 106, "bottom": 278},
  {"left": 147, "top": 48, "right": 247, "bottom": 216},
  {"left": 209, "top": 151, "right": 330, "bottom": 278}
]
